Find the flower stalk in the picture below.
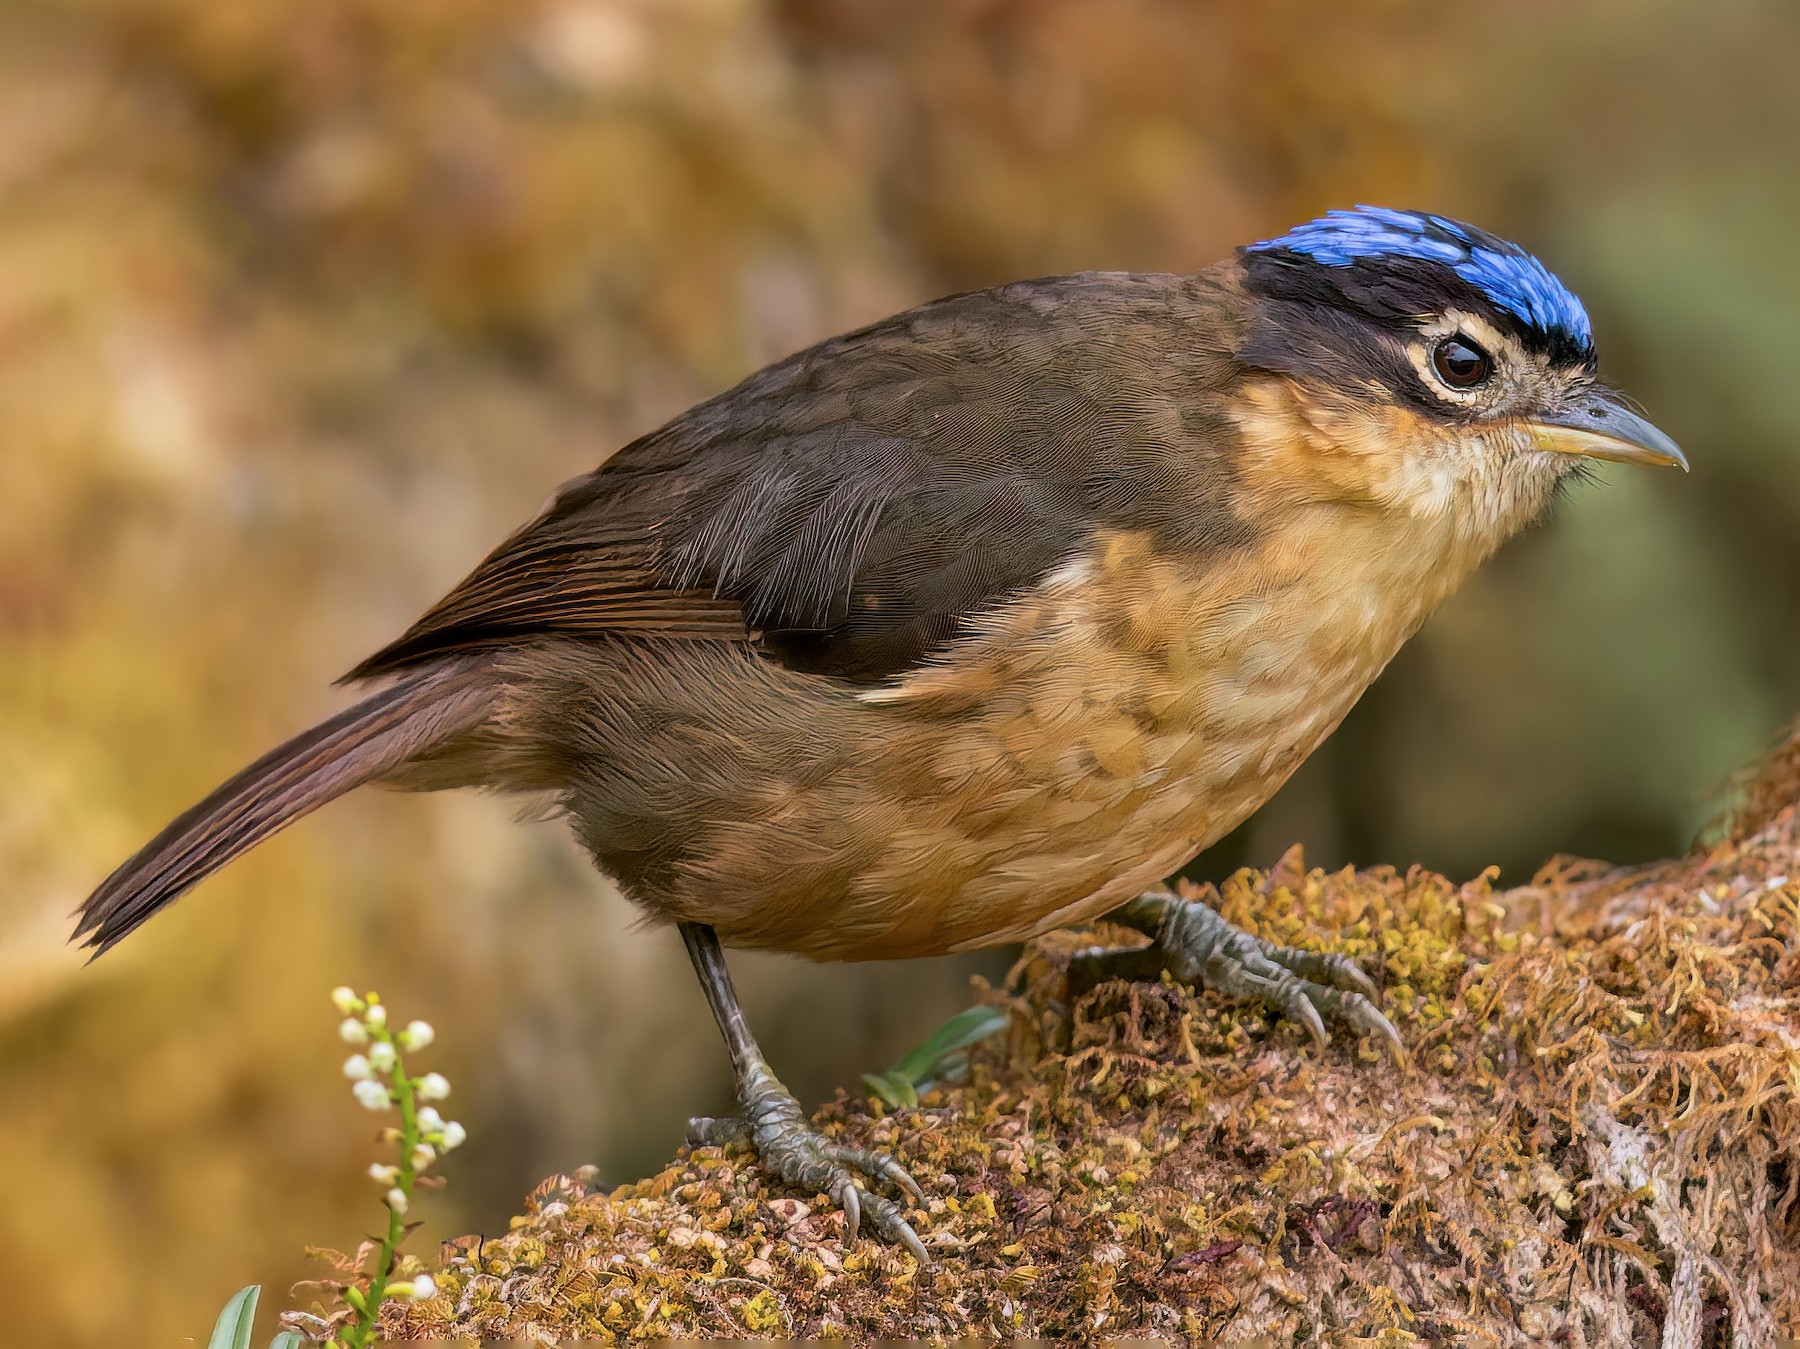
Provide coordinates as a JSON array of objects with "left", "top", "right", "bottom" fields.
[{"left": 321, "top": 988, "right": 462, "bottom": 1349}]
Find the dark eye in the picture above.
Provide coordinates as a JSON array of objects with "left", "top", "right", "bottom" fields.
[{"left": 1431, "top": 335, "right": 1491, "bottom": 389}]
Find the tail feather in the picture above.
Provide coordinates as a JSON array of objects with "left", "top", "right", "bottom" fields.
[{"left": 75, "top": 665, "right": 499, "bottom": 955}]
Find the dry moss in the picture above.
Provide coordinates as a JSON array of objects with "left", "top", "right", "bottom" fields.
[{"left": 376, "top": 732, "right": 1800, "bottom": 1344}]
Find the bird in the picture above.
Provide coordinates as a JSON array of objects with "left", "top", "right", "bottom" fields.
[{"left": 75, "top": 205, "right": 1686, "bottom": 1260}]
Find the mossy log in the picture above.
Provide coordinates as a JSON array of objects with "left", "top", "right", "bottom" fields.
[{"left": 378, "top": 729, "right": 1800, "bottom": 1345}]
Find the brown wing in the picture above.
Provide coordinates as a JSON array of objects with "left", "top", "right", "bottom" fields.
[{"left": 345, "top": 270, "right": 1251, "bottom": 684}]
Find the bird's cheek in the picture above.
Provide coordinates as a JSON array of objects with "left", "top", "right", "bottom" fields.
[
  {"left": 1331, "top": 412, "right": 1468, "bottom": 519},
  {"left": 1391, "top": 455, "right": 1464, "bottom": 520},
  {"left": 1226, "top": 379, "right": 1396, "bottom": 508}
]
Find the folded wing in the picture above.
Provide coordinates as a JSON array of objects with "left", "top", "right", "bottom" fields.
[{"left": 347, "top": 272, "right": 1244, "bottom": 684}]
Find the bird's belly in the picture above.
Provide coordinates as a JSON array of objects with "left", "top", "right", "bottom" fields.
[
  {"left": 676, "top": 526, "right": 1458, "bottom": 962},
  {"left": 829, "top": 635, "right": 1367, "bottom": 960}
]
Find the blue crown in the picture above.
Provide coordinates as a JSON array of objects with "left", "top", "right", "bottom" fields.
[{"left": 1247, "top": 206, "right": 1592, "bottom": 351}]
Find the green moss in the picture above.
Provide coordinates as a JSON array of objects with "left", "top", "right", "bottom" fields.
[{"left": 382, "top": 736, "right": 1800, "bottom": 1343}]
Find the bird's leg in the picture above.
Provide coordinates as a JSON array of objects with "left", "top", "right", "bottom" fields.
[
  {"left": 679, "top": 922, "right": 929, "bottom": 1261},
  {"left": 1069, "top": 889, "right": 1407, "bottom": 1063}
]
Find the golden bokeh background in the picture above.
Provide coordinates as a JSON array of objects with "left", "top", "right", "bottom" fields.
[{"left": 2, "top": 1, "right": 1797, "bottom": 1342}]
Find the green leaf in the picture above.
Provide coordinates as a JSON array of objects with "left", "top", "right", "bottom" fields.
[
  {"left": 889, "top": 1005, "right": 1010, "bottom": 1086},
  {"left": 859, "top": 1004, "right": 1011, "bottom": 1109},
  {"left": 859, "top": 1069, "right": 919, "bottom": 1109},
  {"left": 269, "top": 1333, "right": 305, "bottom": 1349},
  {"left": 206, "top": 1285, "right": 260, "bottom": 1349}
]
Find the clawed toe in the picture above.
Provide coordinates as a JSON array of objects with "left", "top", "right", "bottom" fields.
[
  {"left": 1208, "top": 923, "right": 1407, "bottom": 1063},
  {"left": 678, "top": 924, "right": 931, "bottom": 1262},
  {"left": 1096, "top": 890, "right": 1407, "bottom": 1064},
  {"left": 1271, "top": 945, "right": 1381, "bottom": 1003},
  {"left": 816, "top": 1138, "right": 929, "bottom": 1259},
  {"left": 830, "top": 1165, "right": 929, "bottom": 1262},
  {"left": 689, "top": 1098, "right": 930, "bottom": 1263}
]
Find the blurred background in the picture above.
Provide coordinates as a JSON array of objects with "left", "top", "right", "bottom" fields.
[{"left": 2, "top": 0, "right": 1796, "bottom": 1341}]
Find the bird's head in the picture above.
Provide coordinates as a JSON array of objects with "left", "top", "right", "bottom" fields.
[{"left": 1230, "top": 205, "right": 1683, "bottom": 536}]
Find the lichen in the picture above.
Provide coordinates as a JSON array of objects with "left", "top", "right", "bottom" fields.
[{"left": 381, "top": 728, "right": 1800, "bottom": 1344}]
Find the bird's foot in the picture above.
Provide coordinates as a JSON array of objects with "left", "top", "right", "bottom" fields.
[
  {"left": 688, "top": 1067, "right": 929, "bottom": 1262},
  {"left": 1072, "top": 889, "right": 1406, "bottom": 1063}
]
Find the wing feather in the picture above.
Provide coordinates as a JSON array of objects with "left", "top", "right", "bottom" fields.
[{"left": 346, "top": 271, "right": 1250, "bottom": 684}]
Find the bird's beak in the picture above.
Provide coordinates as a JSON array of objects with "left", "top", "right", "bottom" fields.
[{"left": 1524, "top": 393, "right": 1688, "bottom": 471}]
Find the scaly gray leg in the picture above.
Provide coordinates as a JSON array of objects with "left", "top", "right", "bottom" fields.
[
  {"left": 679, "top": 922, "right": 929, "bottom": 1261},
  {"left": 1069, "top": 889, "right": 1406, "bottom": 1063}
]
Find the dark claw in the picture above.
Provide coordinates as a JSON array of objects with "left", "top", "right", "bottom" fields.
[
  {"left": 881, "top": 1154, "right": 928, "bottom": 1207},
  {"left": 706, "top": 1086, "right": 930, "bottom": 1261},
  {"left": 835, "top": 1174, "right": 861, "bottom": 1243},
  {"left": 863, "top": 1191, "right": 931, "bottom": 1264},
  {"left": 686, "top": 1114, "right": 748, "bottom": 1147},
  {"left": 904, "top": 1227, "right": 930, "bottom": 1264},
  {"left": 1281, "top": 981, "right": 1330, "bottom": 1050},
  {"left": 1336, "top": 958, "right": 1380, "bottom": 1003},
  {"left": 1096, "top": 891, "right": 1406, "bottom": 1063}
]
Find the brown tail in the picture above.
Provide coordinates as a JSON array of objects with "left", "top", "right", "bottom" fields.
[{"left": 74, "top": 664, "right": 500, "bottom": 956}]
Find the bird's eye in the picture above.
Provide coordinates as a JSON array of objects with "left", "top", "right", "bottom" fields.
[{"left": 1430, "top": 335, "right": 1491, "bottom": 389}]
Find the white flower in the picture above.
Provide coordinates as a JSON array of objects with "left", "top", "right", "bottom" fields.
[
  {"left": 398, "top": 1020, "right": 435, "bottom": 1051},
  {"left": 330, "top": 986, "right": 363, "bottom": 1016},
  {"left": 411, "top": 1143, "right": 436, "bottom": 1171},
  {"left": 409, "top": 1275, "right": 437, "bottom": 1300},
  {"left": 385, "top": 1187, "right": 408, "bottom": 1215},
  {"left": 353, "top": 1079, "right": 392, "bottom": 1112},
  {"left": 439, "top": 1121, "right": 467, "bottom": 1151},
  {"left": 365, "top": 1002, "right": 388, "bottom": 1029},
  {"left": 342, "top": 1055, "right": 373, "bottom": 1080},
  {"left": 368, "top": 1163, "right": 399, "bottom": 1186},
  {"left": 416, "top": 1072, "right": 451, "bottom": 1101},
  {"left": 368, "top": 1040, "right": 397, "bottom": 1073},
  {"left": 338, "top": 1018, "right": 369, "bottom": 1046},
  {"left": 416, "top": 1106, "right": 446, "bottom": 1135}
]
